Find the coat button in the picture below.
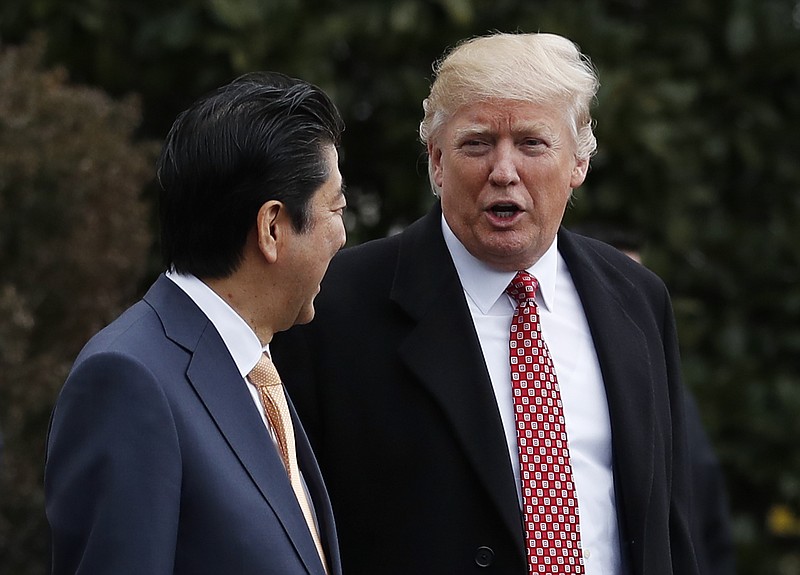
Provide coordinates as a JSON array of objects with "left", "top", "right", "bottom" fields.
[{"left": 475, "top": 546, "right": 494, "bottom": 567}]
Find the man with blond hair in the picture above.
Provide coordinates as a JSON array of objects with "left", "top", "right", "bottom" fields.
[{"left": 274, "top": 32, "right": 699, "bottom": 575}]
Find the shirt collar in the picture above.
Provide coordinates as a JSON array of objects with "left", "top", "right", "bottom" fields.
[
  {"left": 441, "top": 215, "right": 559, "bottom": 314},
  {"left": 166, "top": 270, "right": 265, "bottom": 377}
]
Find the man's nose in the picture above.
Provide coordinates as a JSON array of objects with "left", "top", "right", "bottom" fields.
[{"left": 488, "top": 143, "right": 521, "bottom": 187}]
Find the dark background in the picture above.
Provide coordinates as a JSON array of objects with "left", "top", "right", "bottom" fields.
[{"left": 1, "top": 1, "right": 799, "bottom": 573}]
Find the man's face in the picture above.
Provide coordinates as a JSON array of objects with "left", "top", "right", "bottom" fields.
[
  {"left": 429, "top": 99, "right": 588, "bottom": 272},
  {"left": 282, "top": 145, "right": 346, "bottom": 327}
]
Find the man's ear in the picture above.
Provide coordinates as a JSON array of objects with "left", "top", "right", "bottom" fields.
[
  {"left": 428, "top": 141, "right": 444, "bottom": 188},
  {"left": 571, "top": 156, "right": 589, "bottom": 189},
  {"left": 256, "top": 200, "right": 283, "bottom": 264}
]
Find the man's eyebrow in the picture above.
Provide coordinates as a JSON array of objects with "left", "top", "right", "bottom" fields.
[
  {"left": 452, "top": 125, "right": 491, "bottom": 140},
  {"left": 511, "top": 120, "right": 552, "bottom": 135},
  {"left": 450, "top": 120, "right": 557, "bottom": 142}
]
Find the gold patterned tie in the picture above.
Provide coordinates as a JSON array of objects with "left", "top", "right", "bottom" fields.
[{"left": 249, "top": 353, "right": 328, "bottom": 573}]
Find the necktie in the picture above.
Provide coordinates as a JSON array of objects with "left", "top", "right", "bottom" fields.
[
  {"left": 506, "top": 271, "right": 584, "bottom": 574},
  {"left": 250, "top": 354, "right": 328, "bottom": 573}
]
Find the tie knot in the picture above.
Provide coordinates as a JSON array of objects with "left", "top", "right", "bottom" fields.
[
  {"left": 506, "top": 271, "right": 539, "bottom": 306},
  {"left": 249, "top": 354, "right": 282, "bottom": 388}
]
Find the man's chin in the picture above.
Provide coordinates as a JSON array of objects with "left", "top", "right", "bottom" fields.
[{"left": 294, "top": 305, "right": 315, "bottom": 327}]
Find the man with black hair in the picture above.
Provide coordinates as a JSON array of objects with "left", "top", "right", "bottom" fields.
[{"left": 45, "top": 72, "right": 346, "bottom": 575}]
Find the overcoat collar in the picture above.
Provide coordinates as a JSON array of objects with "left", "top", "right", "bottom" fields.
[{"left": 143, "top": 274, "right": 333, "bottom": 575}]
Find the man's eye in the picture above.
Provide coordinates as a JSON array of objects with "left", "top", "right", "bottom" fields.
[{"left": 461, "top": 140, "right": 489, "bottom": 152}]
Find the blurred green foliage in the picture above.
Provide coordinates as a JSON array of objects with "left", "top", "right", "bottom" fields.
[
  {"left": 1, "top": 1, "right": 799, "bottom": 573},
  {"left": 0, "top": 35, "right": 158, "bottom": 573}
]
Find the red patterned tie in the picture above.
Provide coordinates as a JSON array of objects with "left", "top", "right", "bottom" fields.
[{"left": 506, "top": 271, "right": 584, "bottom": 574}]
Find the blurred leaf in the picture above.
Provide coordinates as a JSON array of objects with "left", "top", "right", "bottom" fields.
[{"left": 0, "top": 35, "right": 158, "bottom": 574}]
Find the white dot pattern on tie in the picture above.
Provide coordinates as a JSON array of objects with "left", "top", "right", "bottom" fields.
[{"left": 507, "top": 271, "right": 584, "bottom": 574}]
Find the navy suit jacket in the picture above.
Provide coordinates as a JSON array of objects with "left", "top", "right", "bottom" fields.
[
  {"left": 272, "top": 204, "right": 698, "bottom": 574},
  {"left": 45, "top": 275, "right": 341, "bottom": 575}
]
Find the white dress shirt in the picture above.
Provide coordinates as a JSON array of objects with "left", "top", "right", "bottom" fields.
[{"left": 441, "top": 218, "right": 621, "bottom": 575}]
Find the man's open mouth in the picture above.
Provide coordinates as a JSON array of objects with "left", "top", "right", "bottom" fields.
[{"left": 489, "top": 203, "right": 521, "bottom": 218}]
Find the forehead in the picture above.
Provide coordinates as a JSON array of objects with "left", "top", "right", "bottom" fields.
[
  {"left": 446, "top": 99, "right": 568, "bottom": 137},
  {"left": 312, "top": 145, "right": 342, "bottom": 201},
  {"left": 321, "top": 143, "right": 339, "bottom": 173}
]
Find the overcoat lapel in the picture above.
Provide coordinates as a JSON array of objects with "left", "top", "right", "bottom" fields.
[
  {"left": 557, "top": 230, "right": 656, "bottom": 550},
  {"left": 390, "top": 209, "right": 525, "bottom": 558},
  {"left": 144, "top": 275, "right": 326, "bottom": 574}
]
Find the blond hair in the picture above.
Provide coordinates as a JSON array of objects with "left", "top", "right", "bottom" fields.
[{"left": 419, "top": 32, "right": 599, "bottom": 162}]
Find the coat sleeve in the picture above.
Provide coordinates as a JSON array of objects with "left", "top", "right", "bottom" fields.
[{"left": 45, "top": 351, "right": 182, "bottom": 575}]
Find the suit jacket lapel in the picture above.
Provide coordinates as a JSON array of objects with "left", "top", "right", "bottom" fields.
[
  {"left": 290, "top": 396, "right": 340, "bottom": 571},
  {"left": 390, "top": 207, "right": 525, "bottom": 557},
  {"left": 144, "top": 275, "right": 327, "bottom": 574},
  {"left": 557, "top": 230, "right": 656, "bottom": 548}
]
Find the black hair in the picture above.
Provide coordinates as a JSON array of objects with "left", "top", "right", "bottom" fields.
[{"left": 156, "top": 71, "right": 344, "bottom": 278}]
